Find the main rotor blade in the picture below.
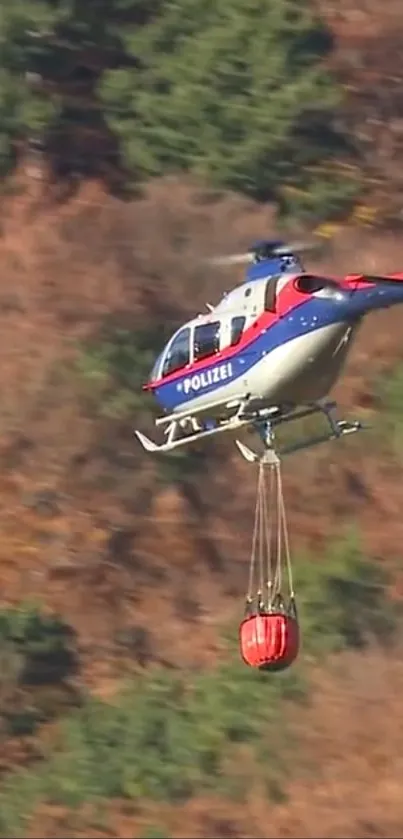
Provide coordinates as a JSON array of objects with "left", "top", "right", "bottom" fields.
[
  {"left": 205, "top": 239, "right": 321, "bottom": 268},
  {"left": 274, "top": 240, "right": 320, "bottom": 256},
  {"left": 206, "top": 252, "right": 253, "bottom": 266}
]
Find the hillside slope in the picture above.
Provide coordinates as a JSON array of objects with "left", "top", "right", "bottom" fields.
[
  {"left": 0, "top": 177, "right": 402, "bottom": 665},
  {"left": 1, "top": 176, "right": 403, "bottom": 835}
]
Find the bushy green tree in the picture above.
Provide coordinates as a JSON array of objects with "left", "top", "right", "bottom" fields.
[
  {"left": 0, "top": 0, "right": 355, "bottom": 217},
  {"left": 101, "top": 0, "right": 352, "bottom": 211},
  {"left": 0, "top": 533, "right": 399, "bottom": 837},
  {"left": 0, "top": 2, "right": 57, "bottom": 175},
  {"left": 0, "top": 0, "right": 157, "bottom": 183}
]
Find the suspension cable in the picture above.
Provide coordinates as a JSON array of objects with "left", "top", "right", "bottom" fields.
[
  {"left": 247, "top": 463, "right": 263, "bottom": 602},
  {"left": 246, "top": 456, "right": 294, "bottom": 611},
  {"left": 263, "top": 465, "right": 275, "bottom": 608},
  {"left": 257, "top": 463, "right": 265, "bottom": 599},
  {"left": 272, "top": 464, "right": 283, "bottom": 598},
  {"left": 277, "top": 463, "right": 294, "bottom": 598}
]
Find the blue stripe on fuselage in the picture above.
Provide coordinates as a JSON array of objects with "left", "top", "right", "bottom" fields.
[
  {"left": 153, "top": 296, "right": 341, "bottom": 411},
  {"left": 152, "top": 283, "right": 403, "bottom": 412}
]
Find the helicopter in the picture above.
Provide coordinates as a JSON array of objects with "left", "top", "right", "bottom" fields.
[{"left": 134, "top": 238, "right": 403, "bottom": 461}]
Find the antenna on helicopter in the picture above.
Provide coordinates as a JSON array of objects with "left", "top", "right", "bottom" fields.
[{"left": 205, "top": 239, "right": 321, "bottom": 268}]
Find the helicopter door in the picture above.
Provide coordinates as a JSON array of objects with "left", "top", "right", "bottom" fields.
[
  {"left": 219, "top": 316, "right": 245, "bottom": 350},
  {"left": 264, "top": 276, "right": 279, "bottom": 313},
  {"left": 161, "top": 327, "right": 191, "bottom": 377}
]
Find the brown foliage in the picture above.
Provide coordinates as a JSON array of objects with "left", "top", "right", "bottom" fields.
[
  {"left": 1, "top": 177, "right": 403, "bottom": 663},
  {"left": 2, "top": 174, "right": 403, "bottom": 836}
]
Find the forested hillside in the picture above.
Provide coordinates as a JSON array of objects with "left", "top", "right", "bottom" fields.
[
  {"left": 0, "top": 0, "right": 377, "bottom": 220},
  {"left": 1, "top": 2, "right": 403, "bottom": 838}
]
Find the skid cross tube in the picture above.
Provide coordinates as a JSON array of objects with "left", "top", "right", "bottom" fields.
[
  {"left": 235, "top": 401, "right": 365, "bottom": 463},
  {"left": 269, "top": 401, "right": 337, "bottom": 429}
]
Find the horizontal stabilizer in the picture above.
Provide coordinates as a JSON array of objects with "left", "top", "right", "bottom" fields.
[{"left": 362, "top": 273, "right": 403, "bottom": 284}]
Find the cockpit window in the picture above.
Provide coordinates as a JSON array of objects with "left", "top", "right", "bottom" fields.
[
  {"left": 264, "top": 276, "right": 279, "bottom": 313},
  {"left": 194, "top": 321, "right": 220, "bottom": 362},
  {"left": 162, "top": 327, "right": 190, "bottom": 377},
  {"left": 230, "top": 316, "right": 245, "bottom": 346}
]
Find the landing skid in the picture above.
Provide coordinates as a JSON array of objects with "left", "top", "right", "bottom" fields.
[
  {"left": 134, "top": 396, "right": 280, "bottom": 454},
  {"left": 134, "top": 398, "right": 365, "bottom": 460}
]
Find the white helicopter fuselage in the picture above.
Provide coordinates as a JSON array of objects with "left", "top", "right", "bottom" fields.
[
  {"left": 174, "top": 319, "right": 357, "bottom": 416},
  {"left": 153, "top": 271, "right": 360, "bottom": 419},
  {"left": 137, "top": 247, "right": 403, "bottom": 456}
]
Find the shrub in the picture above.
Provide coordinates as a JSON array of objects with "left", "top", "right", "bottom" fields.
[
  {"left": 294, "top": 529, "right": 398, "bottom": 656},
  {"left": 0, "top": 603, "right": 78, "bottom": 739},
  {"left": 0, "top": 531, "right": 398, "bottom": 837}
]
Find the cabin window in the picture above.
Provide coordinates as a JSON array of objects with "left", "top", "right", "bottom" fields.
[
  {"left": 230, "top": 316, "right": 246, "bottom": 346},
  {"left": 264, "top": 276, "right": 279, "bottom": 313},
  {"left": 194, "top": 321, "right": 220, "bottom": 362},
  {"left": 162, "top": 327, "right": 190, "bottom": 376}
]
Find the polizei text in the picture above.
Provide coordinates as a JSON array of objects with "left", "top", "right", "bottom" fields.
[{"left": 180, "top": 361, "right": 234, "bottom": 394}]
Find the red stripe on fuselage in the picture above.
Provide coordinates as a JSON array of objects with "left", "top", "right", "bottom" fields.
[
  {"left": 147, "top": 272, "right": 386, "bottom": 391},
  {"left": 146, "top": 308, "right": 276, "bottom": 391},
  {"left": 341, "top": 274, "right": 403, "bottom": 290},
  {"left": 147, "top": 275, "right": 310, "bottom": 391}
]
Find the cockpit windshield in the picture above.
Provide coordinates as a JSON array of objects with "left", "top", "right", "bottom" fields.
[
  {"left": 150, "top": 351, "right": 164, "bottom": 382},
  {"left": 149, "top": 313, "right": 242, "bottom": 384},
  {"left": 161, "top": 327, "right": 191, "bottom": 377}
]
